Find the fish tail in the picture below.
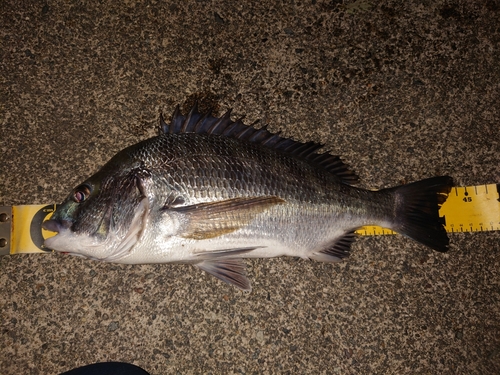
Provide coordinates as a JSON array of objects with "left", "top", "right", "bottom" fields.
[{"left": 384, "top": 176, "right": 453, "bottom": 252}]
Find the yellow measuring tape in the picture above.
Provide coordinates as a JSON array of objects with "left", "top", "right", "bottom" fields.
[
  {"left": 357, "top": 183, "right": 499, "bottom": 235},
  {"left": 0, "top": 184, "right": 498, "bottom": 255}
]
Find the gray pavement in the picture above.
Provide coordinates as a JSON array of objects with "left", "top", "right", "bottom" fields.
[{"left": 1, "top": 1, "right": 499, "bottom": 374}]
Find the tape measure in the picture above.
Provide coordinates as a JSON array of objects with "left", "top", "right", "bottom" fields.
[{"left": 0, "top": 184, "right": 498, "bottom": 255}]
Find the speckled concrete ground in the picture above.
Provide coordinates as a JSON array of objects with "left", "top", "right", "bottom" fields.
[{"left": 1, "top": 1, "right": 499, "bottom": 374}]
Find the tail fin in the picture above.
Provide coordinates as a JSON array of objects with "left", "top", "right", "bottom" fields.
[{"left": 385, "top": 176, "right": 453, "bottom": 252}]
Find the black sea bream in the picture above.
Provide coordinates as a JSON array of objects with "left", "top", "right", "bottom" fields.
[{"left": 43, "top": 105, "right": 453, "bottom": 290}]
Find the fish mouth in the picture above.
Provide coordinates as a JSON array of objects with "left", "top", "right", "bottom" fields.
[
  {"left": 42, "top": 218, "right": 72, "bottom": 233},
  {"left": 42, "top": 218, "right": 80, "bottom": 254}
]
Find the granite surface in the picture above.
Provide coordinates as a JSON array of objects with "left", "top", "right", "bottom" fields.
[{"left": 1, "top": 0, "right": 499, "bottom": 374}]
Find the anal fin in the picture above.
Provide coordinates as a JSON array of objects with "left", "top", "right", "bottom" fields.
[{"left": 310, "top": 231, "right": 358, "bottom": 263}]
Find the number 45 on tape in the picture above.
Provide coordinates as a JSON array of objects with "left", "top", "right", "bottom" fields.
[{"left": 439, "top": 184, "right": 500, "bottom": 233}]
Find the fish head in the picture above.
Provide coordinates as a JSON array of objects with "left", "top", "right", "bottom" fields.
[{"left": 42, "top": 154, "right": 151, "bottom": 262}]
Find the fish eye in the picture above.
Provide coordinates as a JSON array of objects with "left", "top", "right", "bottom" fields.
[{"left": 72, "top": 184, "right": 92, "bottom": 203}]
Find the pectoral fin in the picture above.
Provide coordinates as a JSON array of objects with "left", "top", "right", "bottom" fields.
[
  {"left": 196, "top": 258, "right": 252, "bottom": 291},
  {"left": 171, "top": 196, "right": 285, "bottom": 240}
]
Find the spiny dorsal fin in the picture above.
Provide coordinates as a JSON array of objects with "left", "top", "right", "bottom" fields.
[{"left": 160, "top": 104, "right": 359, "bottom": 185}]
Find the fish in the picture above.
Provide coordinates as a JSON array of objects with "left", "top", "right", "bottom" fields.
[{"left": 42, "top": 104, "right": 453, "bottom": 291}]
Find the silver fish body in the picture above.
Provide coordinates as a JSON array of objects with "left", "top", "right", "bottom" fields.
[{"left": 43, "top": 105, "right": 453, "bottom": 290}]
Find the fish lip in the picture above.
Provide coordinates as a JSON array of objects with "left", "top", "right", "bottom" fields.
[{"left": 42, "top": 218, "right": 72, "bottom": 233}]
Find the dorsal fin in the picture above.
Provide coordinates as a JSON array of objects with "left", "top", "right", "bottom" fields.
[{"left": 160, "top": 104, "right": 359, "bottom": 185}]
